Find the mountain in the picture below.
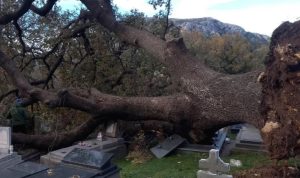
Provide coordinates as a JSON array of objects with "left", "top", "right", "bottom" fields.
[{"left": 171, "top": 17, "right": 270, "bottom": 45}]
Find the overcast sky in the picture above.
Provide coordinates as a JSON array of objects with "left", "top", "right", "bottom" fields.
[{"left": 58, "top": 0, "right": 300, "bottom": 36}]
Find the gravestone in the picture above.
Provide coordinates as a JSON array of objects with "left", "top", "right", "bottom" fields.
[
  {"left": 150, "top": 134, "right": 186, "bottom": 158},
  {"left": 0, "top": 127, "right": 12, "bottom": 154},
  {"left": 62, "top": 148, "right": 114, "bottom": 169},
  {"left": 62, "top": 148, "right": 120, "bottom": 178},
  {"left": 197, "top": 149, "right": 232, "bottom": 178},
  {"left": 213, "top": 128, "right": 228, "bottom": 149},
  {"left": 41, "top": 137, "right": 127, "bottom": 165},
  {"left": 234, "top": 124, "right": 266, "bottom": 152},
  {"left": 0, "top": 127, "right": 23, "bottom": 169},
  {"left": 105, "top": 121, "right": 118, "bottom": 138},
  {"left": 236, "top": 124, "right": 263, "bottom": 144}
]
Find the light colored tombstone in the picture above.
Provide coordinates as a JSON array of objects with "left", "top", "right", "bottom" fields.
[
  {"left": 0, "top": 127, "right": 12, "bottom": 154},
  {"left": 197, "top": 149, "right": 232, "bottom": 178},
  {"left": 105, "top": 121, "right": 118, "bottom": 138}
]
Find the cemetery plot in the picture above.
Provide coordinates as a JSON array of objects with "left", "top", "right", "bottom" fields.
[{"left": 62, "top": 148, "right": 114, "bottom": 170}]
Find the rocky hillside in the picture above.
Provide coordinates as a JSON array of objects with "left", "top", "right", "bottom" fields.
[{"left": 171, "top": 17, "right": 270, "bottom": 45}]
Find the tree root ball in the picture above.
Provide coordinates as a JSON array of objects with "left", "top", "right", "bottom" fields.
[{"left": 261, "top": 21, "right": 300, "bottom": 160}]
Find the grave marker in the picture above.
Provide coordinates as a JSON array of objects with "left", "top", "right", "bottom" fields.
[
  {"left": 197, "top": 149, "right": 232, "bottom": 178},
  {"left": 62, "top": 148, "right": 114, "bottom": 169},
  {"left": 105, "top": 121, "right": 118, "bottom": 138},
  {"left": 0, "top": 127, "right": 11, "bottom": 154},
  {"left": 151, "top": 134, "right": 186, "bottom": 158}
]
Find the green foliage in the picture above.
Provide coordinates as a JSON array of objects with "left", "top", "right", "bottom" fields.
[{"left": 183, "top": 31, "right": 268, "bottom": 74}]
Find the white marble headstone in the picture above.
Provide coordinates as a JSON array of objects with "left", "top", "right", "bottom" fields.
[{"left": 0, "top": 127, "right": 11, "bottom": 154}]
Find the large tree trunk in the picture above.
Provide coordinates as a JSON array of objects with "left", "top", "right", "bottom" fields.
[
  {"left": 80, "top": 0, "right": 263, "bottom": 140},
  {"left": 0, "top": 0, "right": 299, "bottom": 161},
  {"left": 0, "top": 0, "right": 262, "bottom": 148}
]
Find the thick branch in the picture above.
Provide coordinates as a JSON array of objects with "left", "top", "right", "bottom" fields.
[
  {"left": 0, "top": 49, "right": 191, "bottom": 122},
  {"left": 12, "top": 117, "right": 103, "bottom": 150},
  {"left": 81, "top": 0, "right": 216, "bottom": 81},
  {"left": 0, "top": 0, "right": 35, "bottom": 25}
]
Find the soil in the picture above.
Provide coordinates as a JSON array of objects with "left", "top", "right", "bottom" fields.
[
  {"left": 234, "top": 166, "right": 300, "bottom": 178},
  {"left": 260, "top": 20, "right": 300, "bottom": 160}
]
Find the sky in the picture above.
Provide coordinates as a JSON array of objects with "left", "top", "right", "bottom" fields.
[{"left": 58, "top": 0, "right": 300, "bottom": 36}]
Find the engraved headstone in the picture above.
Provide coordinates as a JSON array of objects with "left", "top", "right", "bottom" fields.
[
  {"left": 197, "top": 149, "right": 232, "bottom": 178},
  {"left": 150, "top": 134, "right": 186, "bottom": 158}
]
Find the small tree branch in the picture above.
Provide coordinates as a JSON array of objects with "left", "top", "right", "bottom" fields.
[
  {"left": 13, "top": 20, "right": 26, "bottom": 56},
  {"left": 30, "top": 0, "right": 58, "bottom": 16}
]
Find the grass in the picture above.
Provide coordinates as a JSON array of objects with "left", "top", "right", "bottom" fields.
[
  {"left": 115, "top": 152, "right": 207, "bottom": 178},
  {"left": 114, "top": 151, "right": 300, "bottom": 178}
]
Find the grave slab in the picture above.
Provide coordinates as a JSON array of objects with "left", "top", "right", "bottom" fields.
[
  {"left": 62, "top": 148, "right": 113, "bottom": 170},
  {"left": 213, "top": 128, "right": 228, "bottom": 149},
  {"left": 41, "top": 137, "right": 126, "bottom": 165},
  {"left": 0, "top": 153, "right": 23, "bottom": 169},
  {"left": 28, "top": 164, "right": 99, "bottom": 178},
  {"left": 236, "top": 124, "right": 263, "bottom": 144},
  {"left": 9, "top": 161, "right": 48, "bottom": 174},
  {"left": 0, "top": 169, "right": 29, "bottom": 178},
  {"left": 150, "top": 134, "right": 186, "bottom": 158}
]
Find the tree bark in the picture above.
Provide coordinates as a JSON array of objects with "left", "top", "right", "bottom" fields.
[{"left": 0, "top": 0, "right": 271, "bottom": 151}]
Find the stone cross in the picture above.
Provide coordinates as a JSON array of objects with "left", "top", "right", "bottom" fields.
[
  {"left": 197, "top": 149, "right": 232, "bottom": 178},
  {"left": 0, "top": 127, "right": 12, "bottom": 154}
]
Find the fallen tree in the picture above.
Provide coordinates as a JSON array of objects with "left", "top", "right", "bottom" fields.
[{"left": 0, "top": 0, "right": 299, "bottom": 162}]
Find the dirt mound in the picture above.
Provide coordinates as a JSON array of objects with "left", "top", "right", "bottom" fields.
[
  {"left": 260, "top": 20, "right": 300, "bottom": 160},
  {"left": 234, "top": 166, "right": 300, "bottom": 178}
]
